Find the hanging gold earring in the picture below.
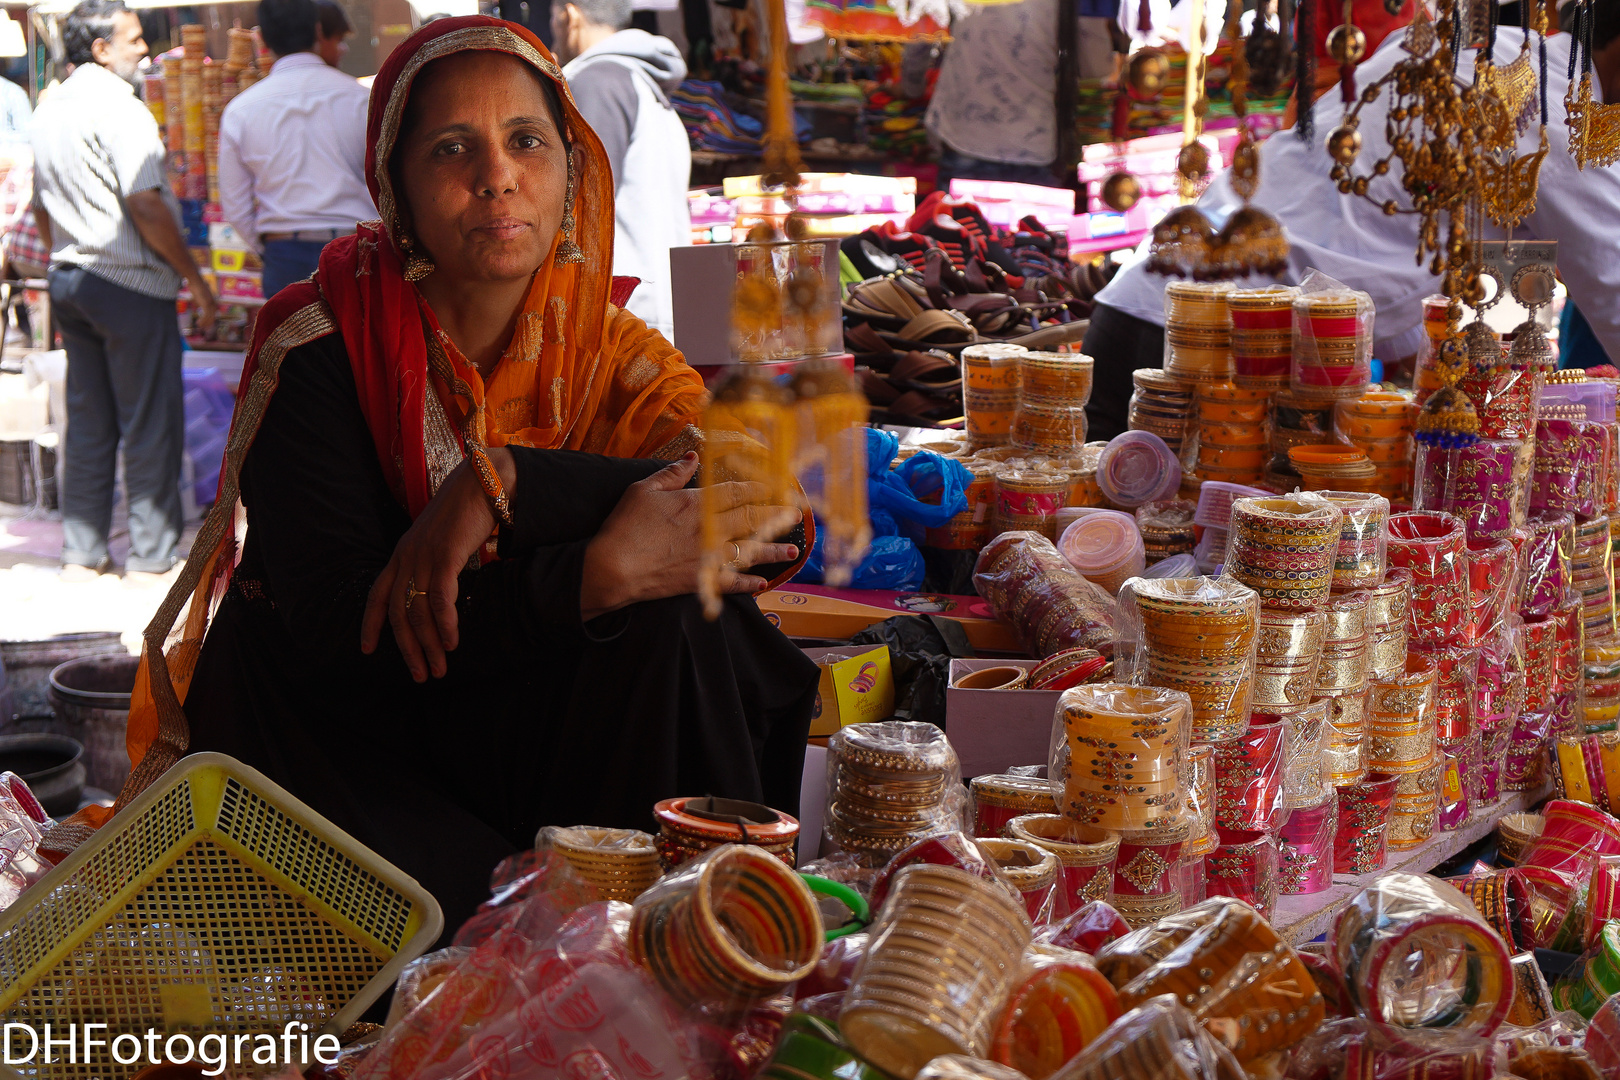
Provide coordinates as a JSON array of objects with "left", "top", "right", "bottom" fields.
[
  {"left": 398, "top": 231, "right": 434, "bottom": 282},
  {"left": 556, "top": 144, "right": 584, "bottom": 264}
]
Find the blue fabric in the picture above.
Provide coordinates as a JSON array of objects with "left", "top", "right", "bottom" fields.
[
  {"left": 261, "top": 239, "right": 329, "bottom": 300},
  {"left": 1559, "top": 301, "right": 1613, "bottom": 369}
]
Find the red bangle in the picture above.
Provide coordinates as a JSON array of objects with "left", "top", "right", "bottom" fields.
[
  {"left": 1212, "top": 716, "right": 1288, "bottom": 832},
  {"left": 652, "top": 796, "right": 799, "bottom": 869},
  {"left": 992, "top": 957, "right": 1122, "bottom": 1076},
  {"left": 1204, "top": 828, "right": 1278, "bottom": 921},
  {"left": 1333, "top": 772, "right": 1400, "bottom": 875},
  {"left": 1278, "top": 794, "right": 1338, "bottom": 895}
]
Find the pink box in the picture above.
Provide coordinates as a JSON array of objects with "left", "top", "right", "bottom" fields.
[{"left": 947, "top": 658, "right": 1063, "bottom": 780}]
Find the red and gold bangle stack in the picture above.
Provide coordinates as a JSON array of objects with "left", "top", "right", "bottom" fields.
[
  {"left": 1111, "top": 818, "right": 1192, "bottom": 927},
  {"left": 1252, "top": 608, "right": 1327, "bottom": 710},
  {"left": 1229, "top": 284, "right": 1299, "bottom": 391},
  {"left": 974, "top": 532, "right": 1118, "bottom": 658},
  {"left": 991, "top": 950, "right": 1123, "bottom": 1078},
  {"left": 1333, "top": 771, "right": 1401, "bottom": 873},
  {"left": 1334, "top": 392, "right": 1418, "bottom": 501},
  {"left": 1291, "top": 288, "right": 1374, "bottom": 402},
  {"left": 1519, "top": 798, "right": 1620, "bottom": 876},
  {"left": 1412, "top": 293, "right": 1451, "bottom": 404},
  {"left": 971, "top": 773, "right": 1059, "bottom": 838},
  {"left": 1522, "top": 612, "right": 1561, "bottom": 714},
  {"left": 1289, "top": 446, "right": 1379, "bottom": 494},
  {"left": 825, "top": 721, "right": 963, "bottom": 861},
  {"left": 1388, "top": 511, "right": 1472, "bottom": 648},
  {"left": 1128, "top": 369, "right": 1197, "bottom": 455},
  {"left": 1057, "top": 682, "right": 1189, "bottom": 831},
  {"left": 653, "top": 797, "right": 800, "bottom": 868},
  {"left": 1407, "top": 644, "right": 1481, "bottom": 741},
  {"left": 1029, "top": 647, "right": 1112, "bottom": 691},
  {"left": 1268, "top": 390, "right": 1338, "bottom": 489},
  {"left": 1184, "top": 743, "right": 1217, "bottom": 858},
  {"left": 1387, "top": 755, "right": 1444, "bottom": 850},
  {"left": 1574, "top": 514, "right": 1616, "bottom": 643},
  {"left": 1366, "top": 569, "right": 1413, "bottom": 680},
  {"left": 1007, "top": 813, "right": 1122, "bottom": 918},
  {"left": 994, "top": 467, "right": 1074, "bottom": 540},
  {"left": 1278, "top": 791, "right": 1338, "bottom": 895},
  {"left": 962, "top": 343, "right": 1029, "bottom": 447},
  {"left": 1467, "top": 537, "right": 1518, "bottom": 645},
  {"left": 924, "top": 458, "right": 998, "bottom": 551},
  {"left": 1555, "top": 589, "right": 1586, "bottom": 711},
  {"left": 1012, "top": 352, "right": 1094, "bottom": 456},
  {"left": 1211, "top": 715, "right": 1287, "bottom": 833},
  {"left": 1320, "top": 491, "right": 1390, "bottom": 590},
  {"left": 1129, "top": 577, "right": 1259, "bottom": 742},
  {"left": 1195, "top": 382, "right": 1269, "bottom": 486},
  {"left": 978, "top": 838, "right": 1061, "bottom": 921},
  {"left": 1224, "top": 495, "right": 1344, "bottom": 612},
  {"left": 1204, "top": 828, "right": 1279, "bottom": 920},
  {"left": 1164, "top": 280, "right": 1236, "bottom": 383}
]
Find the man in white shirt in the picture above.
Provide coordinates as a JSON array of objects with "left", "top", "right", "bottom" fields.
[
  {"left": 1082, "top": 3, "right": 1620, "bottom": 440},
  {"left": 217, "top": 0, "right": 373, "bottom": 298}
]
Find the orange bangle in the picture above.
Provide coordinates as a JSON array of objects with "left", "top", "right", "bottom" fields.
[{"left": 469, "top": 446, "right": 514, "bottom": 526}]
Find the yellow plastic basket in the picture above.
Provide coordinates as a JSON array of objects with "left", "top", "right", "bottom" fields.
[{"left": 0, "top": 753, "right": 442, "bottom": 1079}]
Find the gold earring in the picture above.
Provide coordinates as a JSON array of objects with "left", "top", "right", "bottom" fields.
[
  {"left": 398, "top": 231, "right": 435, "bottom": 282},
  {"left": 556, "top": 145, "right": 584, "bottom": 264}
]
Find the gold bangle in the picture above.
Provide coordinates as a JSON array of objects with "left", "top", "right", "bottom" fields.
[{"left": 469, "top": 445, "right": 514, "bottom": 527}]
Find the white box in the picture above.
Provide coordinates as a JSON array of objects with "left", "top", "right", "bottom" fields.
[{"left": 946, "top": 658, "right": 1063, "bottom": 780}]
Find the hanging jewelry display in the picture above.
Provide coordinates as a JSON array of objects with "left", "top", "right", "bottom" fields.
[
  {"left": 1326, "top": 0, "right": 1367, "bottom": 102},
  {"left": 1102, "top": 49, "right": 1168, "bottom": 212},
  {"left": 761, "top": 0, "right": 803, "bottom": 188},
  {"left": 1568, "top": 0, "right": 1620, "bottom": 169},
  {"left": 1296, "top": 0, "right": 1316, "bottom": 142},
  {"left": 1211, "top": 0, "right": 1289, "bottom": 278},
  {"left": 1176, "top": 0, "right": 1213, "bottom": 198},
  {"left": 1247, "top": 0, "right": 1295, "bottom": 96},
  {"left": 1486, "top": 240, "right": 1559, "bottom": 379}
]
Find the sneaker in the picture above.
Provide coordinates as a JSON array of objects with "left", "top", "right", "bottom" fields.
[
  {"left": 915, "top": 215, "right": 975, "bottom": 272},
  {"left": 869, "top": 222, "right": 938, "bottom": 272},
  {"left": 839, "top": 231, "right": 902, "bottom": 280},
  {"left": 944, "top": 200, "right": 1024, "bottom": 274}
]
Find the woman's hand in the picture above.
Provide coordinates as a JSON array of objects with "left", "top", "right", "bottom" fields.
[
  {"left": 360, "top": 447, "right": 516, "bottom": 682},
  {"left": 580, "top": 453, "right": 801, "bottom": 621}
]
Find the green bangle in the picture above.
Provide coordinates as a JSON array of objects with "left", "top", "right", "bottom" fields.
[
  {"left": 761, "top": 1016, "right": 890, "bottom": 1080},
  {"left": 800, "top": 873, "right": 871, "bottom": 941}
]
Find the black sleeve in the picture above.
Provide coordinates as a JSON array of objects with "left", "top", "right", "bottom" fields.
[
  {"left": 237, "top": 336, "right": 645, "bottom": 663},
  {"left": 568, "top": 60, "right": 639, "bottom": 185}
]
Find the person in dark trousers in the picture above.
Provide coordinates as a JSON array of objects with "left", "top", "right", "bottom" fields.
[{"left": 30, "top": 0, "right": 217, "bottom": 579}]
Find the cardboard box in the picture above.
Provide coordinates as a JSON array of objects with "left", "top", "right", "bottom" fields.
[
  {"left": 759, "top": 585, "right": 1022, "bottom": 653},
  {"left": 802, "top": 644, "right": 895, "bottom": 737},
  {"left": 946, "top": 658, "right": 1063, "bottom": 780}
]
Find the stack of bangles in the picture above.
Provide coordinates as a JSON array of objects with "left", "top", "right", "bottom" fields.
[
  {"left": 977, "top": 838, "right": 1060, "bottom": 920},
  {"left": 1410, "top": 644, "right": 1479, "bottom": 742},
  {"left": 1183, "top": 744, "right": 1216, "bottom": 858},
  {"left": 1332, "top": 872, "right": 1512, "bottom": 1050},
  {"left": 995, "top": 467, "right": 1075, "bottom": 540},
  {"left": 1128, "top": 369, "right": 1196, "bottom": 454},
  {"left": 991, "top": 951, "right": 1122, "bottom": 1076},
  {"left": 1387, "top": 511, "right": 1471, "bottom": 648},
  {"left": 1251, "top": 608, "right": 1326, "bottom": 710},
  {"left": 1212, "top": 715, "right": 1287, "bottom": 832},
  {"left": 1107, "top": 897, "right": 1326, "bottom": 1063},
  {"left": 1320, "top": 490, "right": 1390, "bottom": 590},
  {"left": 1277, "top": 790, "right": 1337, "bottom": 895},
  {"left": 1333, "top": 771, "right": 1400, "bottom": 874},
  {"left": 1365, "top": 569, "right": 1413, "bottom": 679},
  {"left": 1057, "top": 682, "right": 1189, "bottom": 831},
  {"left": 1415, "top": 437, "right": 1535, "bottom": 542},
  {"left": 1274, "top": 701, "right": 1330, "bottom": 808},
  {"left": 1007, "top": 814, "right": 1122, "bottom": 915},
  {"left": 1163, "top": 280, "right": 1236, "bottom": 382},
  {"left": 974, "top": 532, "right": 1120, "bottom": 657},
  {"left": 971, "top": 773, "right": 1059, "bottom": 838},
  {"left": 924, "top": 458, "right": 998, "bottom": 551},
  {"left": 1314, "top": 591, "right": 1371, "bottom": 699},
  {"left": 1011, "top": 351, "right": 1094, "bottom": 456},
  {"left": 1134, "top": 498, "right": 1197, "bottom": 563},
  {"left": 1128, "top": 577, "right": 1259, "bottom": 742},
  {"left": 1573, "top": 514, "right": 1616, "bottom": 640},
  {"left": 1288, "top": 446, "right": 1377, "bottom": 492},
  {"left": 1584, "top": 642, "right": 1620, "bottom": 733},
  {"left": 653, "top": 797, "right": 800, "bottom": 868},
  {"left": 1365, "top": 654, "right": 1439, "bottom": 776},
  {"left": 1225, "top": 495, "right": 1344, "bottom": 612},
  {"left": 1517, "top": 511, "right": 1575, "bottom": 618},
  {"left": 1532, "top": 416, "right": 1608, "bottom": 519},
  {"left": 1195, "top": 383, "right": 1269, "bottom": 486},
  {"left": 1519, "top": 799, "right": 1620, "bottom": 876},
  {"left": 1290, "top": 288, "right": 1373, "bottom": 401},
  {"left": 1522, "top": 612, "right": 1561, "bottom": 713},
  {"left": 1110, "top": 817, "right": 1192, "bottom": 927},
  {"left": 961, "top": 343, "right": 1028, "bottom": 447},
  {"left": 1204, "top": 828, "right": 1279, "bottom": 920},
  {"left": 1319, "top": 680, "right": 1371, "bottom": 785},
  {"left": 1228, "top": 284, "right": 1298, "bottom": 390},
  {"left": 543, "top": 825, "right": 662, "bottom": 902},
  {"left": 1388, "top": 755, "right": 1443, "bottom": 850},
  {"left": 1334, "top": 392, "right": 1418, "bottom": 501},
  {"left": 825, "top": 722, "right": 961, "bottom": 860},
  {"left": 1467, "top": 538, "right": 1517, "bottom": 644}
]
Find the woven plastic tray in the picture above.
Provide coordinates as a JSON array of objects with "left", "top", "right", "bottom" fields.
[{"left": 0, "top": 753, "right": 442, "bottom": 1079}]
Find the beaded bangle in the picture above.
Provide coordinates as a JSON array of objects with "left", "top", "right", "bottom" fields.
[{"left": 468, "top": 445, "right": 514, "bottom": 526}]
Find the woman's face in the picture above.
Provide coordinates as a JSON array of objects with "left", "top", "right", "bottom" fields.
[{"left": 396, "top": 51, "right": 568, "bottom": 286}]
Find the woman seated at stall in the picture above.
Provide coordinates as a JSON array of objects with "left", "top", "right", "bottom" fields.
[{"left": 50, "top": 16, "right": 819, "bottom": 934}]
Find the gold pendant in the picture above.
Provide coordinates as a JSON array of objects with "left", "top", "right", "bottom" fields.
[
  {"left": 1477, "top": 49, "right": 1537, "bottom": 153},
  {"left": 1569, "top": 73, "right": 1620, "bottom": 170},
  {"left": 1481, "top": 129, "right": 1549, "bottom": 231}
]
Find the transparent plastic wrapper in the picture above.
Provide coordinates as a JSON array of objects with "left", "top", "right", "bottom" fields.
[
  {"left": 1551, "top": 921, "right": 1620, "bottom": 1019},
  {"left": 1466, "top": 538, "right": 1518, "bottom": 646},
  {"left": 1230, "top": 285, "right": 1300, "bottom": 390},
  {"left": 1128, "top": 369, "right": 1196, "bottom": 455},
  {"left": 1291, "top": 273, "right": 1375, "bottom": 402},
  {"left": 1574, "top": 515, "right": 1617, "bottom": 643},
  {"left": 1035, "top": 899, "right": 1132, "bottom": 954},
  {"left": 1386, "top": 757, "right": 1443, "bottom": 852},
  {"left": 1111, "top": 820, "right": 1193, "bottom": 927},
  {"left": 1367, "top": 569, "right": 1414, "bottom": 680},
  {"left": 1534, "top": 418, "right": 1611, "bottom": 520},
  {"left": 1407, "top": 644, "right": 1479, "bottom": 742},
  {"left": 1163, "top": 280, "right": 1236, "bottom": 383},
  {"left": 1521, "top": 800, "right": 1620, "bottom": 877},
  {"left": 1316, "top": 591, "right": 1373, "bottom": 697},
  {"left": 840, "top": 861, "right": 1034, "bottom": 1078},
  {"left": 1332, "top": 872, "right": 1513, "bottom": 1052},
  {"left": 1100, "top": 897, "right": 1325, "bottom": 1063},
  {"left": 962, "top": 343, "right": 1028, "bottom": 447},
  {"left": 1365, "top": 653, "right": 1439, "bottom": 772},
  {"left": 1317, "top": 491, "right": 1391, "bottom": 590},
  {"left": 1321, "top": 686, "right": 1373, "bottom": 786},
  {"left": 1046, "top": 993, "right": 1240, "bottom": 1080},
  {"left": 1212, "top": 714, "right": 1288, "bottom": 832},
  {"left": 1524, "top": 611, "right": 1564, "bottom": 713},
  {"left": 1050, "top": 682, "right": 1192, "bottom": 832},
  {"left": 356, "top": 859, "right": 704, "bottom": 1080},
  {"left": 1518, "top": 512, "right": 1577, "bottom": 619},
  {"left": 979, "top": 837, "right": 1061, "bottom": 924},
  {"left": 1335, "top": 392, "right": 1419, "bottom": 503},
  {"left": 1388, "top": 511, "right": 1472, "bottom": 648},
  {"left": 1509, "top": 956, "right": 1557, "bottom": 1028},
  {"left": 975, "top": 532, "right": 1120, "bottom": 659},
  {"left": 1185, "top": 743, "right": 1216, "bottom": 851},
  {"left": 1223, "top": 493, "right": 1345, "bottom": 612},
  {"left": 1204, "top": 829, "right": 1279, "bottom": 921},
  {"left": 1060, "top": 510, "right": 1147, "bottom": 596},
  {"left": 1008, "top": 814, "right": 1121, "bottom": 920},
  {"left": 868, "top": 832, "right": 1008, "bottom": 911},
  {"left": 1586, "top": 853, "right": 1620, "bottom": 947},
  {"left": 1098, "top": 430, "right": 1183, "bottom": 509},
  {"left": 1454, "top": 333, "right": 1544, "bottom": 443},
  {"left": 1414, "top": 439, "right": 1534, "bottom": 543},
  {"left": 826, "top": 721, "right": 965, "bottom": 862},
  {"left": 1334, "top": 771, "right": 1400, "bottom": 874},
  {"left": 1136, "top": 498, "right": 1198, "bottom": 564},
  {"left": 994, "top": 466, "right": 1075, "bottom": 539},
  {"left": 916, "top": 1055, "right": 1031, "bottom": 1080},
  {"left": 1586, "top": 992, "right": 1620, "bottom": 1077},
  {"left": 628, "top": 843, "right": 821, "bottom": 1012},
  {"left": 536, "top": 825, "right": 662, "bottom": 903},
  {"left": 0, "top": 773, "right": 53, "bottom": 909},
  {"left": 991, "top": 945, "right": 1123, "bottom": 1078},
  {"left": 1277, "top": 701, "right": 1331, "bottom": 808},
  {"left": 1278, "top": 790, "right": 1338, "bottom": 895},
  {"left": 1436, "top": 734, "right": 1476, "bottom": 832},
  {"left": 793, "top": 933, "right": 869, "bottom": 1000},
  {"left": 1118, "top": 576, "right": 1260, "bottom": 743},
  {"left": 1504, "top": 710, "right": 1554, "bottom": 792},
  {"left": 1253, "top": 609, "right": 1328, "bottom": 709},
  {"left": 1012, "top": 352, "right": 1094, "bottom": 456},
  {"left": 971, "top": 772, "right": 1059, "bottom": 837}
]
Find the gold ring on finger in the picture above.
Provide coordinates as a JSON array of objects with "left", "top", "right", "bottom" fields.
[{"left": 729, "top": 541, "right": 743, "bottom": 568}]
